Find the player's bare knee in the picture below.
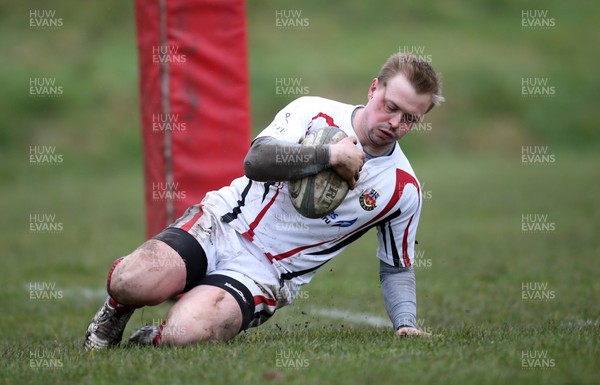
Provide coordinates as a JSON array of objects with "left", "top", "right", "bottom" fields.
[
  {"left": 161, "top": 290, "right": 242, "bottom": 345},
  {"left": 108, "top": 240, "right": 179, "bottom": 302}
]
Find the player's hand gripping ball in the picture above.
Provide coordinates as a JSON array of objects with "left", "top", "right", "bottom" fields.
[{"left": 289, "top": 126, "right": 350, "bottom": 218}]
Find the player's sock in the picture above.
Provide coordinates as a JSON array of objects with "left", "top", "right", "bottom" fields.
[
  {"left": 108, "top": 296, "right": 140, "bottom": 313},
  {"left": 154, "top": 320, "right": 165, "bottom": 345}
]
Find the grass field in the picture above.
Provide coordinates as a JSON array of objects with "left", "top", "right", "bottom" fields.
[
  {"left": 1, "top": 0, "right": 599, "bottom": 384},
  {"left": 1, "top": 153, "right": 598, "bottom": 385}
]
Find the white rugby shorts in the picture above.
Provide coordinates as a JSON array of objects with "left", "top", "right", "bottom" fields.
[{"left": 170, "top": 203, "right": 300, "bottom": 328}]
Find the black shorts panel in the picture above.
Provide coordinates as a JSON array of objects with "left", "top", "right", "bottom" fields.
[
  {"left": 152, "top": 227, "right": 208, "bottom": 292},
  {"left": 199, "top": 274, "right": 255, "bottom": 331}
]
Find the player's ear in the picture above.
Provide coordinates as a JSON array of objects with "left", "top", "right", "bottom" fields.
[{"left": 368, "top": 78, "right": 379, "bottom": 100}]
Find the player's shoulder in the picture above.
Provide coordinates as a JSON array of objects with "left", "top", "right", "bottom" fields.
[
  {"left": 388, "top": 145, "right": 421, "bottom": 193},
  {"left": 292, "top": 96, "right": 353, "bottom": 111},
  {"left": 376, "top": 143, "right": 417, "bottom": 176}
]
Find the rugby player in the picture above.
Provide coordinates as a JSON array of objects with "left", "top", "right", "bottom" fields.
[{"left": 84, "top": 52, "right": 444, "bottom": 349}]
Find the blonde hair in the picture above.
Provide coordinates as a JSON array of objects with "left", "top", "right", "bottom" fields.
[{"left": 377, "top": 53, "right": 444, "bottom": 112}]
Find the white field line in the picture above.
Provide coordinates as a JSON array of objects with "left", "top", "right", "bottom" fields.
[
  {"left": 562, "top": 319, "right": 600, "bottom": 328},
  {"left": 25, "top": 284, "right": 599, "bottom": 331},
  {"left": 64, "top": 287, "right": 106, "bottom": 299},
  {"left": 23, "top": 283, "right": 390, "bottom": 327},
  {"left": 310, "top": 307, "right": 390, "bottom": 328}
]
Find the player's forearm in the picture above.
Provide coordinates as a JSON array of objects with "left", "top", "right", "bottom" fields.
[
  {"left": 244, "top": 136, "right": 331, "bottom": 181},
  {"left": 380, "top": 261, "right": 417, "bottom": 330}
]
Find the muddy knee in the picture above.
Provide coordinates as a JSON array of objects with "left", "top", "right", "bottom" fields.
[
  {"left": 160, "top": 285, "right": 247, "bottom": 345},
  {"left": 108, "top": 240, "right": 185, "bottom": 305}
]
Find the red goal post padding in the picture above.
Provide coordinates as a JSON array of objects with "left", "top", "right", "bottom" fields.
[{"left": 135, "top": 0, "right": 250, "bottom": 238}]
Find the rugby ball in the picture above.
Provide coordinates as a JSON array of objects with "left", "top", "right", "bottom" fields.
[{"left": 288, "top": 126, "right": 349, "bottom": 218}]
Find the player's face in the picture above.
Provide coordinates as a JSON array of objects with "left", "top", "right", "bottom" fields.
[{"left": 362, "top": 74, "right": 432, "bottom": 150}]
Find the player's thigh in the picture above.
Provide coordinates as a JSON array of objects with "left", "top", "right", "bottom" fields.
[
  {"left": 110, "top": 239, "right": 186, "bottom": 304},
  {"left": 162, "top": 285, "right": 243, "bottom": 344}
]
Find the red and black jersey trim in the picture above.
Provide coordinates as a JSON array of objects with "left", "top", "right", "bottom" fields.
[
  {"left": 221, "top": 179, "right": 253, "bottom": 223},
  {"left": 309, "top": 112, "right": 339, "bottom": 128},
  {"left": 307, "top": 224, "right": 373, "bottom": 257},
  {"left": 280, "top": 209, "right": 402, "bottom": 282},
  {"left": 261, "top": 182, "right": 275, "bottom": 203},
  {"left": 279, "top": 259, "right": 331, "bottom": 282},
  {"left": 309, "top": 209, "right": 401, "bottom": 257}
]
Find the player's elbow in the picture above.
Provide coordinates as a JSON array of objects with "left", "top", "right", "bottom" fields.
[
  {"left": 243, "top": 142, "right": 269, "bottom": 181},
  {"left": 243, "top": 159, "right": 264, "bottom": 181}
]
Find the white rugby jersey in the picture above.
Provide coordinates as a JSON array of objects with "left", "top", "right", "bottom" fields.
[{"left": 202, "top": 96, "right": 422, "bottom": 287}]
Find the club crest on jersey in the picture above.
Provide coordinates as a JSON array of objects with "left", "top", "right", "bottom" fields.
[{"left": 359, "top": 188, "right": 380, "bottom": 211}]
